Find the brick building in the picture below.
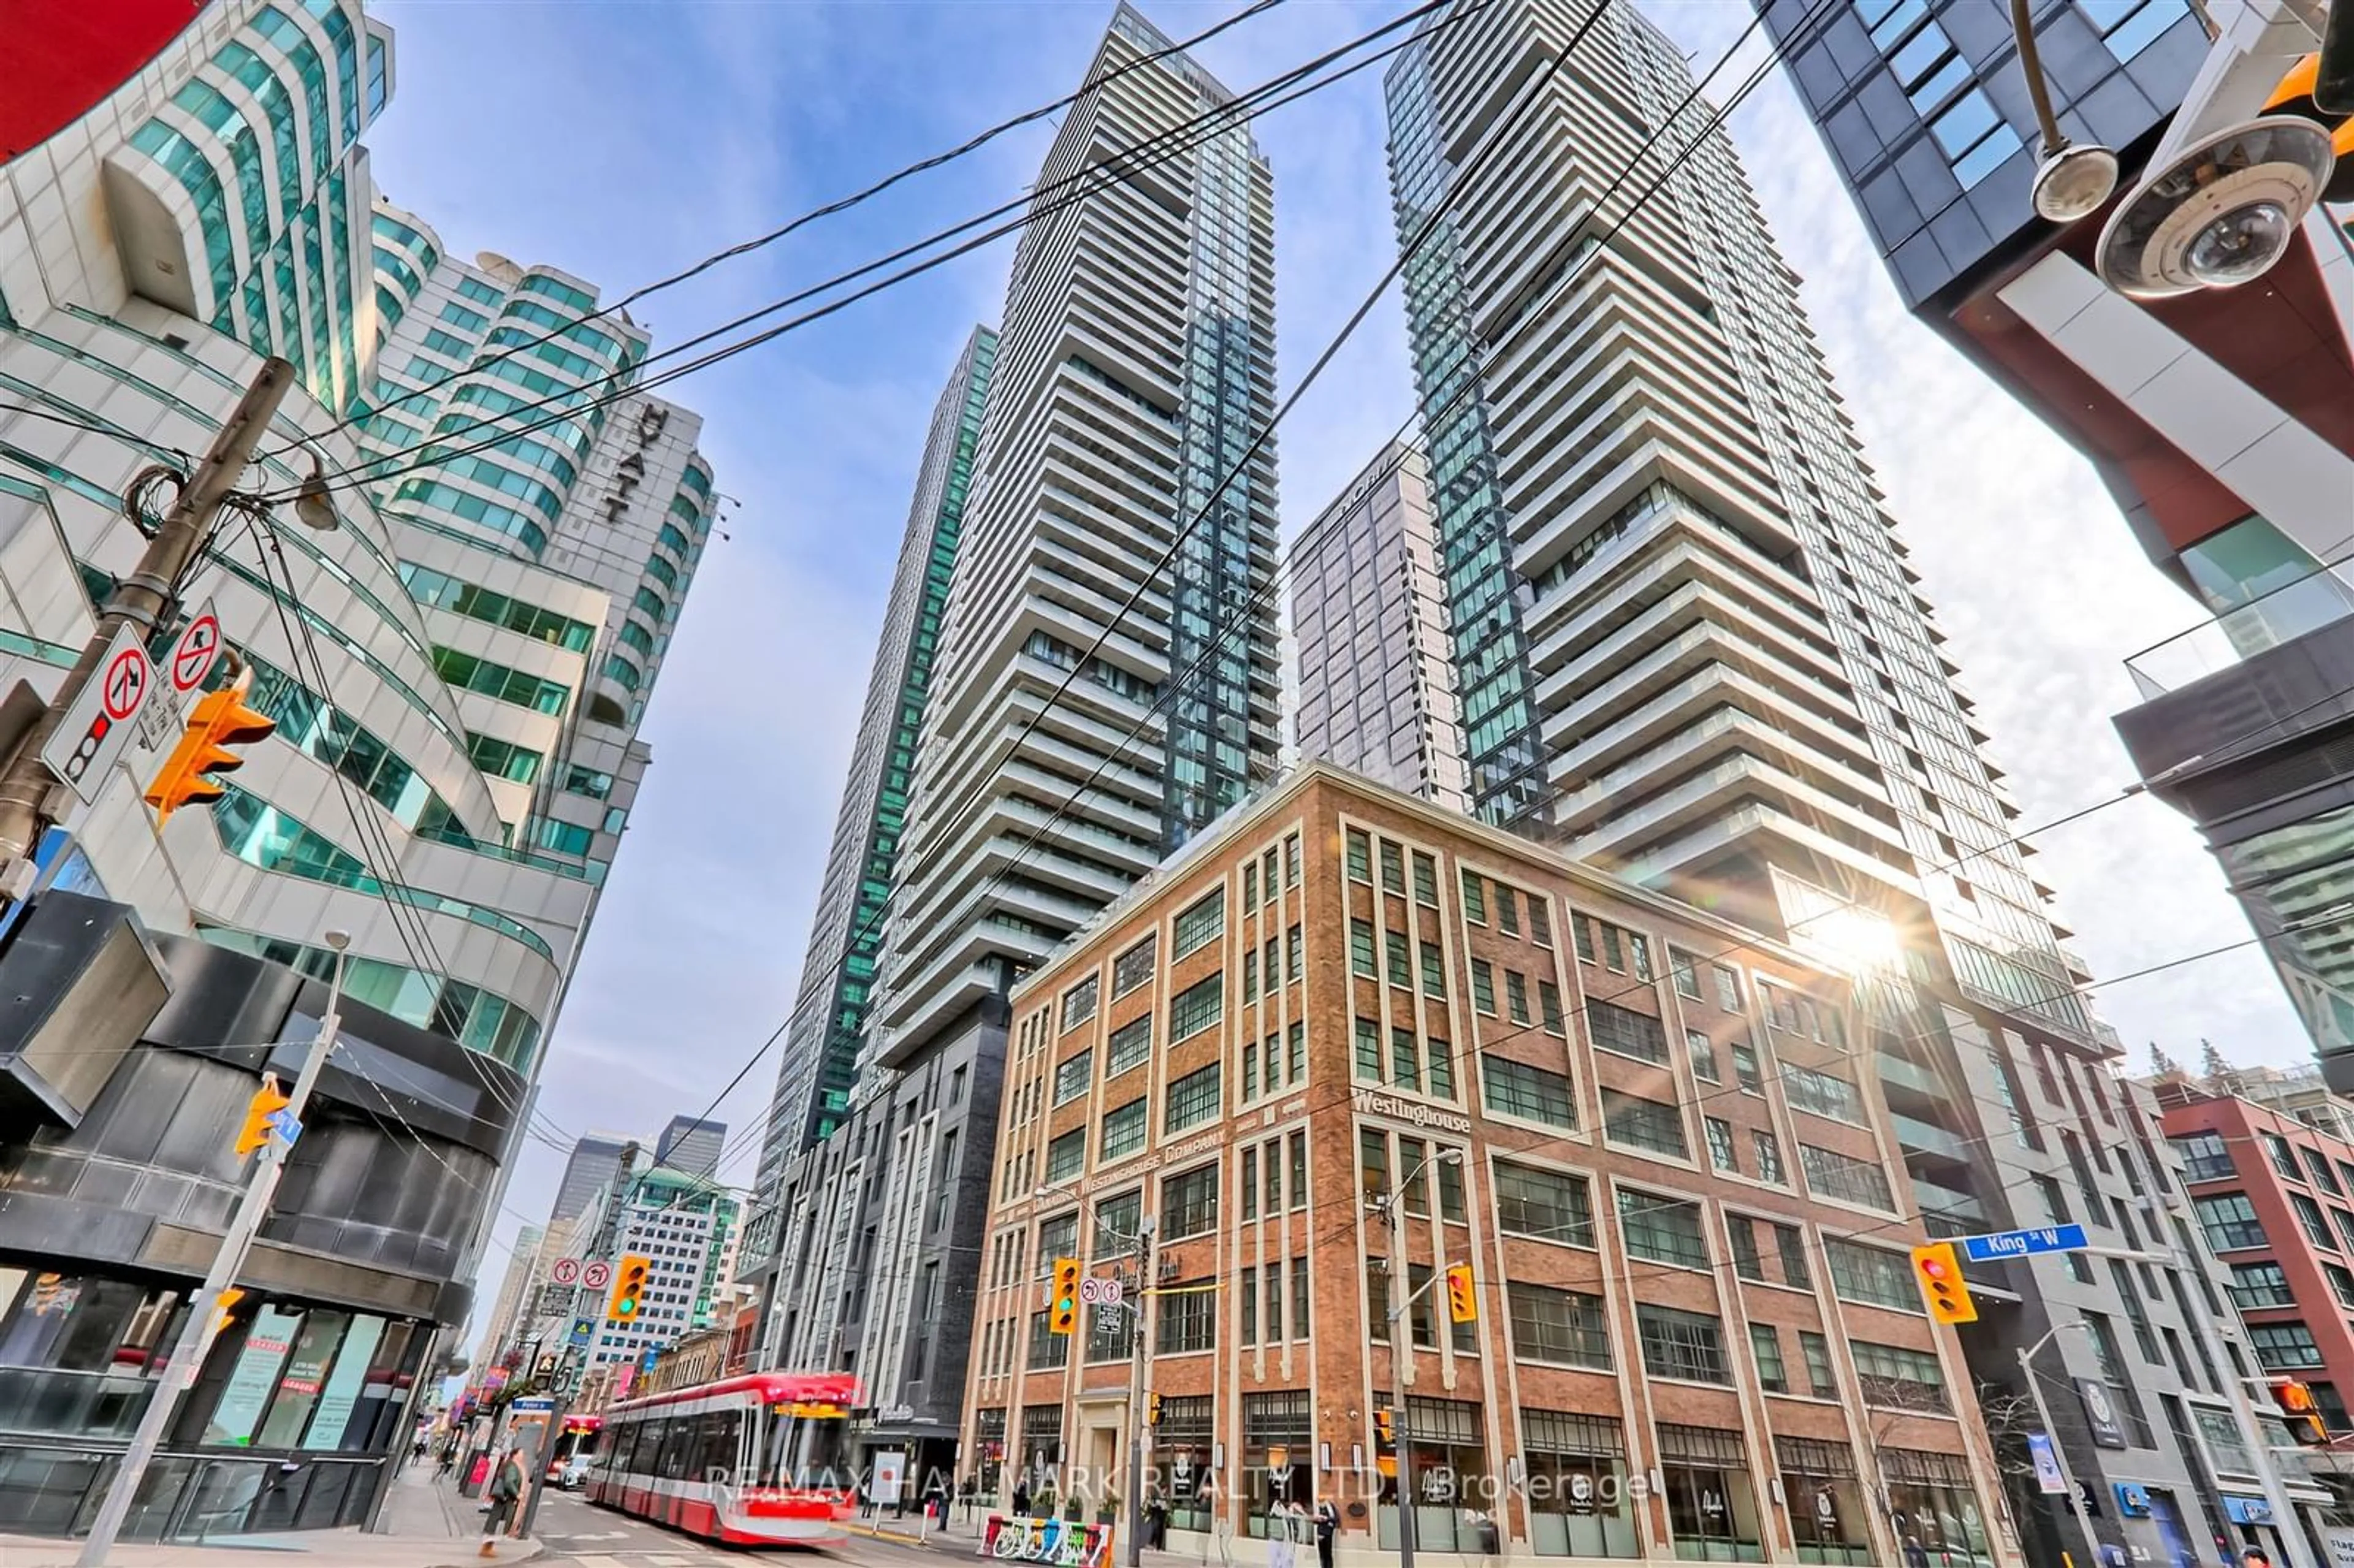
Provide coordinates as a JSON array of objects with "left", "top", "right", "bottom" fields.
[
  {"left": 960, "top": 764, "right": 2009, "bottom": 1564},
  {"left": 2156, "top": 1073, "right": 2354, "bottom": 1444}
]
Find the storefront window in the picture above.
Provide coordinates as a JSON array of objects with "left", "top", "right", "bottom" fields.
[
  {"left": 254, "top": 1309, "right": 350, "bottom": 1448},
  {"left": 1520, "top": 1407, "right": 1637, "bottom": 1558},
  {"left": 206, "top": 1306, "right": 306, "bottom": 1446},
  {"left": 1019, "top": 1403, "right": 1064, "bottom": 1497},
  {"left": 0, "top": 1269, "right": 184, "bottom": 1441},
  {"left": 1776, "top": 1437, "right": 1870, "bottom": 1565},
  {"left": 1156, "top": 1395, "right": 1214, "bottom": 1532},
  {"left": 1377, "top": 1394, "right": 1488, "bottom": 1551},
  {"left": 1243, "top": 1390, "right": 1314, "bottom": 1532},
  {"left": 0, "top": 1271, "right": 181, "bottom": 1375},
  {"left": 300, "top": 1314, "right": 385, "bottom": 1449},
  {"left": 1880, "top": 1449, "right": 1994, "bottom": 1568},
  {"left": 1658, "top": 1423, "right": 1764, "bottom": 1561}
]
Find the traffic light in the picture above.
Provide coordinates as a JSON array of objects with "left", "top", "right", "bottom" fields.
[
  {"left": 1049, "top": 1257, "right": 1080, "bottom": 1335},
  {"left": 1146, "top": 1391, "right": 1163, "bottom": 1426},
  {"left": 2266, "top": 53, "right": 2354, "bottom": 201},
  {"left": 1444, "top": 1263, "right": 1477, "bottom": 1325},
  {"left": 2272, "top": 1379, "right": 2331, "bottom": 1446},
  {"left": 211, "top": 1287, "right": 246, "bottom": 1338},
  {"left": 609, "top": 1254, "right": 652, "bottom": 1322},
  {"left": 1909, "top": 1241, "right": 1978, "bottom": 1325},
  {"left": 1373, "top": 1408, "right": 1394, "bottom": 1449},
  {"left": 234, "top": 1073, "right": 291, "bottom": 1157},
  {"left": 145, "top": 667, "right": 275, "bottom": 826}
]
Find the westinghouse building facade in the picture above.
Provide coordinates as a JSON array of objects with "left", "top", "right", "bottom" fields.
[{"left": 961, "top": 763, "right": 2011, "bottom": 1566}]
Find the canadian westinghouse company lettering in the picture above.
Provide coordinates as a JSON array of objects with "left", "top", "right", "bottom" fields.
[{"left": 1078, "top": 1130, "right": 1225, "bottom": 1195}]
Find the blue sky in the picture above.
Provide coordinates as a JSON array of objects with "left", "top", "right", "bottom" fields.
[{"left": 363, "top": 0, "right": 2310, "bottom": 1325}]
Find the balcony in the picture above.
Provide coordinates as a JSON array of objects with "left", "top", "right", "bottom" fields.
[
  {"left": 2126, "top": 554, "right": 2354, "bottom": 697},
  {"left": 1911, "top": 1174, "right": 1985, "bottom": 1223},
  {"left": 1891, "top": 1111, "right": 1975, "bottom": 1165},
  {"left": 1875, "top": 1051, "right": 1948, "bottom": 1103}
]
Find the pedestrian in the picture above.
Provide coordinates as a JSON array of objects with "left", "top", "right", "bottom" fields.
[
  {"left": 1903, "top": 1536, "right": 1931, "bottom": 1568},
  {"left": 436, "top": 1441, "right": 458, "bottom": 1481},
  {"left": 1013, "top": 1477, "right": 1033, "bottom": 1518},
  {"left": 1148, "top": 1493, "right": 1170, "bottom": 1551},
  {"left": 1314, "top": 1497, "right": 1337, "bottom": 1568},
  {"left": 2242, "top": 1551, "right": 2271, "bottom": 1568},
  {"left": 479, "top": 1448, "right": 524, "bottom": 1559},
  {"left": 1268, "top": 1498, "right": 1298, "bottom": 1568}
]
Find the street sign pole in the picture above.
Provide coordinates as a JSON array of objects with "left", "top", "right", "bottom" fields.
[
  {"left": 1124, "top": 1222, "right": 1155, "bottom": 1568},
  {"left": 77, "top": 933, "right": 347, "bottom": 1567},
  {"left": 516, "top": 1343, "right": 581, "bottom": 1543},
  {"left": 0, "top": 359, "right": 294, "bottom": 900}
]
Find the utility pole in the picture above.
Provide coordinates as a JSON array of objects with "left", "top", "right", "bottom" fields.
[
  {"left": 2014, "top": 1322, "right": 2099, "bottom": 1568},
  {"left": 0, "top": 357, "right": 295, "bottom": 897},
  {"left": 516, "top": 1141, "right": 639, "bottom": 1541},
  {"left": 78, "top": 927, "right": 350, "bottom": 1567},
  {"left": 1123, "top": 1218, "right": 1157, "bottom": 1568},
  {"left": 1378, "top": 1147, "right": 1461, "bottom": 1568}
]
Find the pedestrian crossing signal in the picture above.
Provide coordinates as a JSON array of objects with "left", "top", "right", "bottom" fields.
[
  {"left": 1049, "top": 1257, "right": 1080, "bottom": 1335},
  {"left": 1147, "top": 1391, "right": 1163, "bottom": 1426}
]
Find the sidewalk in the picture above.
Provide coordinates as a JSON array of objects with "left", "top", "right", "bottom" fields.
[{"left": 0, "top": 1466, "right": 546, "bottom": 1568}]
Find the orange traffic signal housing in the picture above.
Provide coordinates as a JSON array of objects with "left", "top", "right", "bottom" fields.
[
  {"left": 2267, "top": 55, "right": 2354, "bottom": 202},
  {"left": 2272, "top": 1379, "right": 2331, "bottom": 1445},
  {"left": 1048, "top": 1257, "right": 1080, "bottom": 1335},
  {"left": 609, "top": 1254, "right": 652, "bottom": 1322},
  {"left": 1444, "top": 1262, "right": 1477, "bottom": 1324},
  {"left": 1910, "top": 1241, "right": 1979, "bottom": 1325},
  {"left": 145, "top": 668, "right": 275, "bottom": 826},
  {"left": 234, "top": 1073, "right": 291, "bottom": 1157}
]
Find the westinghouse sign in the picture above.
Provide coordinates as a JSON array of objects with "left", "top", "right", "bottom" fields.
[{"left": 1352, "top": 1089, "right": 1472, "bottom": 1135}]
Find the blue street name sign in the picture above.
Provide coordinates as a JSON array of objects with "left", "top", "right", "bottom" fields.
[
  {"left": 265, "top": 1108, "right": 303, "bottom": 1146},
  {"left": 1959, "top": 1224, "right": 2088, "bottom": 1261}
]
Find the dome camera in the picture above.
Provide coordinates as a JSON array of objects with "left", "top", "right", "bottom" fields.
[{"left": 2096, "top": 116, "right": 2337, "bottom": 298}]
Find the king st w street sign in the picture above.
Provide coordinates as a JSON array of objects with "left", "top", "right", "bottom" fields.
[{"left": 1959, "top": 1224, "right": 2089, "bottom": 1262}]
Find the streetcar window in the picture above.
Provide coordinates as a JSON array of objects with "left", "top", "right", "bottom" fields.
[{"left": 698, "top": 1410, "right": 741, "bottom": 1481}]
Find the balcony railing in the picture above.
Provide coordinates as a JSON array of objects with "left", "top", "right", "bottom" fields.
[{"left": 2126, "top": 554, "right": 2354, "bottom": 697}]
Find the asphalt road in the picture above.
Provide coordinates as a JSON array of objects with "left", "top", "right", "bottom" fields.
[{"left": 527, "top": 1489, "right": 958, "bottom": 1567}]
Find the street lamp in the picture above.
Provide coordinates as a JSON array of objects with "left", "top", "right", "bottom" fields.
[
  {"left": 2013, "top": 1319, "right": 2100, "bottom": 1561},
  {"left": 1375, "top": 1145, "right": 1465, "bottom": 1568},
  {"left": 292, "top": 452, "right": 338, "bottom": 532}
]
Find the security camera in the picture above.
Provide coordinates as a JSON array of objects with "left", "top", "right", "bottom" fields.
[
  {"left": 2097, "top": 116, "right": 2336, "bottom": 296},
  {"left": 2090, "top": 0, "right": 2336, "bottom": 298}
]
